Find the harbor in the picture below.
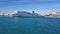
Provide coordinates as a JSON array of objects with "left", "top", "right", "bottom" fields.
[
  {"left": 0, "top": 11, "right": 60, "bottom": 18},
  {"left": 0, "top": 0, "right": 60, "bottom": 34}
]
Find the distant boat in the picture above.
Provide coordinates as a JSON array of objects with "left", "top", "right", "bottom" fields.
[{"left": 12, "top": 11, "right": 41, "bottom": 17}]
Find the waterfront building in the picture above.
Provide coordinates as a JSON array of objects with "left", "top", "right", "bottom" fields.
[
  {"left": 43, "top": 12, "right": 60, "bottom": 17},
  {"left": 0, "top": 13, "right": 10, "bottom": 16}
]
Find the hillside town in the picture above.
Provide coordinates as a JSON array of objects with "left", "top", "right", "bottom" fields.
[{"left": 0, "top": 11, "right": 60, "bottom": 17}]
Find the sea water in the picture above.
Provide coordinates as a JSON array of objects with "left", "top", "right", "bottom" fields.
[{"left": 0, "top": 16, "right": 60, "bottom": 34}]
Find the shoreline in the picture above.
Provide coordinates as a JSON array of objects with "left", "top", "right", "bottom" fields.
[{"left": 0, "top": 16, "right": 60, "bottom": 18}]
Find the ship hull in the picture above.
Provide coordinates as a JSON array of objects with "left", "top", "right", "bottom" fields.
[{"left": 12, "top": 16, "right": 44, "bottom": 18}]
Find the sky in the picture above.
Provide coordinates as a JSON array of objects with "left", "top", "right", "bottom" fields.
[{"left": 0, "top": 0, "right": 60, "bottom": 14}]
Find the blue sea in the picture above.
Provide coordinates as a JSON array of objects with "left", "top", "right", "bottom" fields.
[{"left": 0, "top": 16, "right": 60, "bottom": 34}]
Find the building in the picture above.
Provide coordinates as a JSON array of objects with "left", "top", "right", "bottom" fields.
[
  {"left": 43, "top": 12, "right": 60, "bottom": 17},
  {"left": 0, "top": 13, "right": 10, "bottom": 16}
]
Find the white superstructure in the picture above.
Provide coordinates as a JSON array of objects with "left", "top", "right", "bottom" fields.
[{"left": 13, "top": 11, "right": 39, "bottom": 17}]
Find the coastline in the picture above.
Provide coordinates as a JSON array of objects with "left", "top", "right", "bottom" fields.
[{"left": 0, "top": 15, "right": 60, "bottom": 18}]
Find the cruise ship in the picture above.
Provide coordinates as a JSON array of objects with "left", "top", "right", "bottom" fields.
[{"left": 12, "top": 11, "right": 40, "bottom": 17}]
